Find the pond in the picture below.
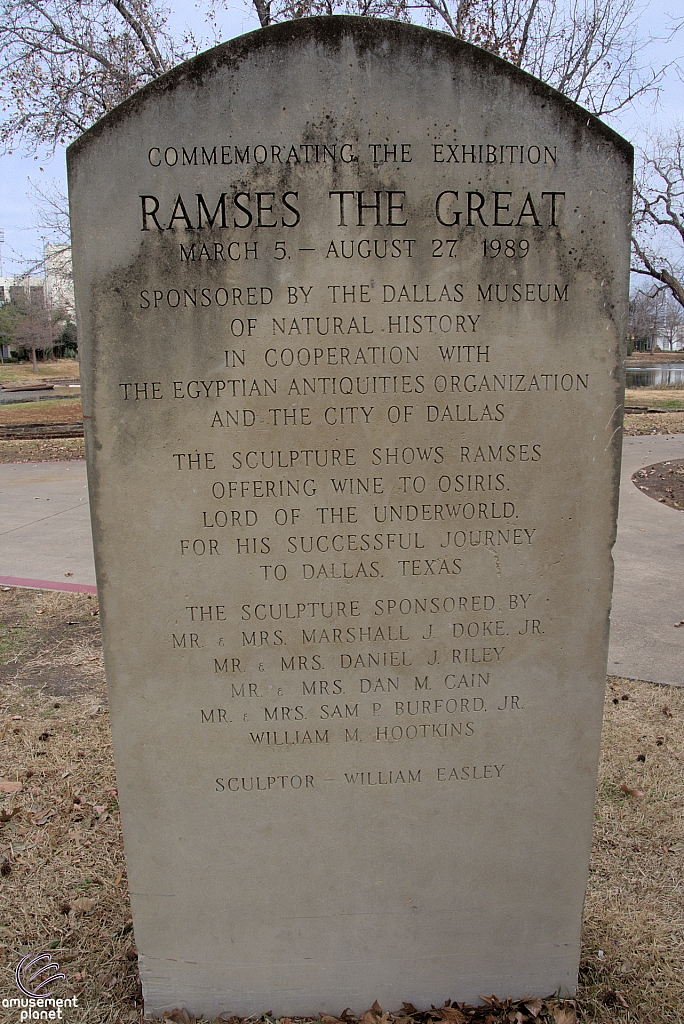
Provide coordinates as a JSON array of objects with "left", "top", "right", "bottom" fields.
[{"left": 626, "top": 365, "right": 684, "bottom": 388}]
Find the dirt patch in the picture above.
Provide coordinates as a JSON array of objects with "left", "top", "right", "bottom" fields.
[
  {"left": 0, "top": 397, "right": 83, "bottom": 425},
  {"left": 0, "top": 588, "right": 102, "bottom": 697},
  {"left": 0, "top": 589, "right": 683, "bottom": 1023},
  {"left": 632, "top": 460, "right": 684, "bottom": 511}
]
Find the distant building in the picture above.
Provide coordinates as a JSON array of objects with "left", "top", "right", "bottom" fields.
[
  {"left": 655, "top": 324, "right": 684, "bottom": 352},
  {"left": 45, "top": 244, "right": 75, "bottom": 316},
  {"left": 0, "top": 275, "right": 45, "bottom": 307}
]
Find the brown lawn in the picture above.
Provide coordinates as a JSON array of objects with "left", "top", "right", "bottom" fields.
[
  {"left": 0, "top": 359, "right": 80, "bottom": 385},
  {"left": 0, "top": 397, "right": 82, "bottom": 425},
  {"left": 0, "top": 589, "right": 682, "bottom": 1024}
]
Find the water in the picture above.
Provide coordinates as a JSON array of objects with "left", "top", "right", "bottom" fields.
[
  {"left": 626, "top": 365, "right": 684, "bottom": 388},
  {"left": 0, "top": 390, "right": 76, "bottom": 406}
]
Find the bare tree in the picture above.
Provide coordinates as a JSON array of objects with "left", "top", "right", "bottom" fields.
[
  {"left": 628, "top": 284, "right": 684, "bottom": 353},
  {"left": 0, "top": 0, "right": 194, "bottom": 153},
  {"left": 481, "top": 0, "right": 657, "bottom": 116},
  {"left": 0, "top": 0, "right": 670, "bottom": 154},
  {"left": 28, "top": 178, "right": 73, "bottom": 292},
  {"left": 632, "top": 126, "right": 684, "bottom": 310},
  {"left": 10, "top": 285, "right": 58, "bottom": 370},
  {"left": 29, "top": 178, "right": 70, "bottom": 246},
  {"left": 659, "top": 289, "right": 684, "bottom": 349},
  {"left": 222, "top": 0, "right": 663, "bottom": 118},
  {"left": 629, "top": 288, "right": 658, "bottom": 351}
]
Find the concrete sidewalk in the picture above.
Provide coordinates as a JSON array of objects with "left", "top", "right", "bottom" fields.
[
  {"left": 1, "top": 437, "right": 682, "bottom": 684},
  {"left": 608, "top": 433, "right": 684, "bottom": 687},
  {"left": 0, "top": 460, "right": 95, "bottom": 591}
]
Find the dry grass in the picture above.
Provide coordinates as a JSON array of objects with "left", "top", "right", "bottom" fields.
[
  {"left": 0, "top": 361, "right": 80, "bottom": 385},
  {"left": 0, "top": 397, "right": 82, "bottom": 426},
  {"left": 623, "top": 411, "right": 684, "bottom": 436},
  {"left": 625, "top": 388, "right": 684, "bottom": 410},
  {"left": 0, "top": 438, "right": 85, "bottom": 464},
  {"left": 623, "top": 388, "right": 684, "bottom": 435},
  {"left": 1, "top": 590, "right": 683, "bottom": 1023},
  {"left": 626, "top": 353, "right": 684, "bottom": 365},
  {"left": 580, "top": 678, "right": 684, "bottom": 1022}
]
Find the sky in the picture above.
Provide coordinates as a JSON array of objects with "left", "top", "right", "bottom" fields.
[{"left": 0, "top": 0, "right": 682, "bottom": 277}]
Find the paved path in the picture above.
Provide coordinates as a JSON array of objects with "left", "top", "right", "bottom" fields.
[
  {"left": 0, "top": 461, "right": 96, "bottom": 592},
  {"left": 1, "top": 439, "right": 683, "bottom": 684},
  {"left": 608, "top": 433, "right": 684, "bottom": 687}
]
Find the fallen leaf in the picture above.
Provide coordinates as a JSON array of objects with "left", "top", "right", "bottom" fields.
[
  {"left": 31, "top": 810, "right": 55, "bottom": 826},
  {"left": 0, "top": 781, "right": 22, "bottom": 794},
  {"left": 674, "top": 621, "right": 684, "bottom": 628},
  {"left": 437, "top": 1007, "right": 466, "bottom": 1023},
  {"left": 524, "top": 998, "right": 543, "bottom": 1018},
  {"left": 71, "top": 896, "right": 97, "bottom": 912},
  {"left": 619, "top": 782, "right": 645, "bottom": 798},
  {"left": 164, "top": 1011, "right": 194, "bottom": 1024},
  {"left": 552, "top": 1007, "right": 577, "bottom": 1024},
  {"left": 113, "top": 870, "right": 124, "bottom": 886},
  {"left": 0, "top": 807, "right": 21, "bottom": 822},
  {"left": 92, "top": 804, "right": 107, "bottom": 815}
]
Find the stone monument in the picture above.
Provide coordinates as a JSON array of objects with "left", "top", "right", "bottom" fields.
[{"left": 68, "top": 18, "right": 632, "bottom": 1019}]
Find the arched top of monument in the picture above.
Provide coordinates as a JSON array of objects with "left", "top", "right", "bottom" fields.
[{"left": 67, "top": 15, "right": 632, "bottom": 164}]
